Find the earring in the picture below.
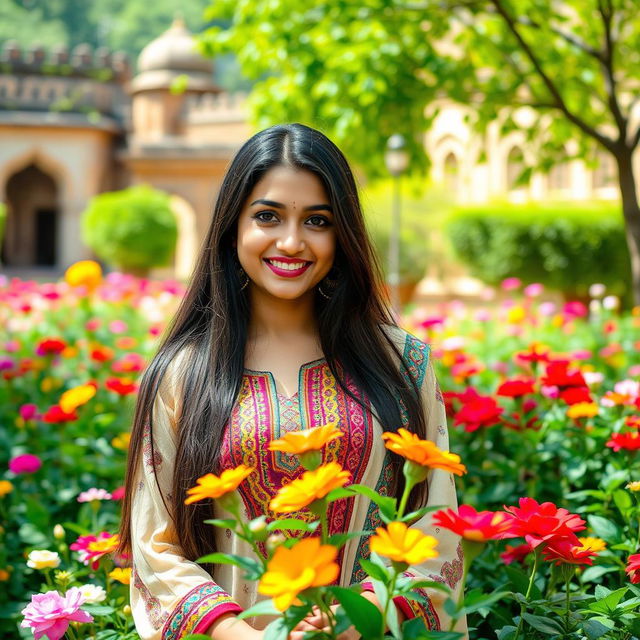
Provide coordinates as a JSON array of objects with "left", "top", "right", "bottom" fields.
[
  {"left": 318, "top": 268, "right": 340, "bottom": 300},
  {"left": 238, "top": 266, "right": 249, "bottom": 291}
]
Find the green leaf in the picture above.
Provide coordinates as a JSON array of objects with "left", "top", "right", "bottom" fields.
[
  {"left": 587, "top": 515, "right": 622, "bottom": 542},
  {"left": 496, "top": 625, "right": 518, "bottom": 640},
  {"left": 401, "top": 579, "right": 452, "bottom": 594},
  {"left": 581, "top": 565, "right": 618, "bottom": 582},
  {"left": 327, "top": 530, "right": 368, "bottom": 547},
  {"left": 196, "top": 552, "right": 263, "bottom": 579},
  {"left": 589, "top": 587, "right": 628, "bottom": 613},
  {"left": 263, "top": 617, "right": 290, "bottom": 640},
  {"left": 325, "top": 487, "right": 354, "bottom": 503},
  {"left": 236, "top": 600, "right": 282, "bottom": 620},
  {"left": 359, "top": 558, "right": 389, "bottom": 582},
  {"left": 82, "top": 605, "right": 115, "bottom": 615},
  {"left": 401, "top": 505, "right": 441, "bottom": 524},
  {"left": 582, "top": 619, "right": 612, "bottom": 640},
  {"left": 462, "top": 589, "right": 510, "bottom": 616},
  {"left": 266, "top": 518, "right": 319, "bottom": 533},
  {"left": 612, "top": 489, "right": 633, "bottom": 515},
  {"left": 330, "top": 586, "right": 384, "bottom": 639},
  {"left": 521, "top": 613, "right": 564, "bottom": 634},
  {"left": 347, "top": 484, "right": 397, "bottom": 520},
  {"left": 203, "top": 518, "right": 237, "bottom": 529}
]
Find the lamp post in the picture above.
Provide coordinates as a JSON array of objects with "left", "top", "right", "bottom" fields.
[{"left": 384, "top": 134, "right": 409, "bottom": 316}]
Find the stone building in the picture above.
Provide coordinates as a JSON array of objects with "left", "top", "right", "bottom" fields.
[{"left": 0, "top": 19, "right": 623, "bottom": 280}]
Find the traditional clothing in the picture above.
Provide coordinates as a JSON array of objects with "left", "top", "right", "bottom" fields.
[{"left": 130, "top": 327, "right": 464, "bottom": 639}]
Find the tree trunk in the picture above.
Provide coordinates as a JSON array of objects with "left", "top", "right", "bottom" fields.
[{"left": 615, "top": 148, "right": 640, "bottom": 305}]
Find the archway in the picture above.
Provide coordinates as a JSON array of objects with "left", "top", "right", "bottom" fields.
[{"left": 2, "top": 164, "right": 60, "bottom": 267}]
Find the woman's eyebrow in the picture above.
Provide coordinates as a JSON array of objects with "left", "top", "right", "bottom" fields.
[{"left": 249, "top": 198, "right": 333, "bottom": 212}]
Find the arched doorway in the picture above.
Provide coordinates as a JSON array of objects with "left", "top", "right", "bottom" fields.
[{"left": 3, "top": 164, "right": 60, "bottom": 267}]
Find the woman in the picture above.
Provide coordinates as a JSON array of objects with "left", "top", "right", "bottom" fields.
[{"left": 118, "top": 124, "right": 464, "bottom": 640}]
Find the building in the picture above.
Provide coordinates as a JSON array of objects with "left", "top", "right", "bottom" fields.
[{"left": 0, "top": 19, "right": 622, "bottom": 281}]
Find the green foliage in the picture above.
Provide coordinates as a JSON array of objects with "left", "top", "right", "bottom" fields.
[
  {"left": 201, "top": 0, "right": 640, "bottom": 179},
  {"left": 81, "top": 185, "right": 177, "bottom": 273},
  {"left": 446, "top": 201, "right": 631, "bottom": 299},
  {"left": 0, "top": 202, "right": 6, "bottom": 263}
]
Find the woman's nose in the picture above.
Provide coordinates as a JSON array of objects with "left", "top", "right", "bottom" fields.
[{"left": 275, "top": 224, "right": 306, "bottom": 254}]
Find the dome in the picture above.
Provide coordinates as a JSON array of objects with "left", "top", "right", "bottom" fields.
[
  {"left": 131, "top": 18, "right": 218, "bottom": 93},
  {"left": 138, "top": 18, "right": 212, "bottom": 75}
]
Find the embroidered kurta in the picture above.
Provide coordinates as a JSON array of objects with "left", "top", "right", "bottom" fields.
[{"left": 130, "top": 327, "right": 464, "bottom": 639}]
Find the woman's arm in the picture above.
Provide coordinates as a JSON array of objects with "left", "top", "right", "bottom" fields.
[{"left": 130, "top": 369, "right": 244, "bottom": 640}]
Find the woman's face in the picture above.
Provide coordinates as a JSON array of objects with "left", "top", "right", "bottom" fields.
[{"left": 236, "top": 165, "right": 336, "bottom": 302}]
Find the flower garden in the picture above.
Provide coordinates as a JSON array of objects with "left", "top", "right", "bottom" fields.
[{"left": 2, "top": 263, "right": 640, "bottom": 639}]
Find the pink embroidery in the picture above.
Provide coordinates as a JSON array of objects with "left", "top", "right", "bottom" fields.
[
  {"left": 142, "top": 420, "right": 163, "bottom": 471},
  {"left": 133, "top": 566, "right": 168, "bottom": 630},
  {"left": 429, "top": 542, "right": 464, "bottom": 589}
]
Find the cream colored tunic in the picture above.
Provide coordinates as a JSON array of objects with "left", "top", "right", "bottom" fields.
[{"left": 130, "top": 327, "right": 465, "bottom": 639}]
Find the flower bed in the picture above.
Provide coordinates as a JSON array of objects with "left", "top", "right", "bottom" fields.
[{"left": 2, "top": 267, "right": 640, "bottom": 639}]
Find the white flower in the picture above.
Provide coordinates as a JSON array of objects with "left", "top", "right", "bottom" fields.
[
  {"left": 27, "top": 550, "right": 61, "bottom": 570},
  {"left": 583, "top": 371, "right": 604, "bottom": 386},
  {"left": 602, "top": 295, "right": 620, "bottom": 310},
  {"left": 589, "top": 283, "right": 606, "bottom": 298},
  {"left": 78, "top": 583, "right": 107, "bottom": 603}
]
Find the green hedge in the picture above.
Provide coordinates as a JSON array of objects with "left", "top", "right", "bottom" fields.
[
  {"left": 81, "top": 185, "right": 177, "bottom": 274},
  {"left": 446, "top": 201, "right": 631, "bottom": 299}
]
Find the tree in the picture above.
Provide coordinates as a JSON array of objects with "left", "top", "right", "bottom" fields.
[{"left": 201, "top": 0, "right": 640, "bottom": 301}]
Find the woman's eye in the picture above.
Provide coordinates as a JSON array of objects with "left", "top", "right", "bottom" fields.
[
  {"left": 307, "top": 215, "right": 330, "bottom": 227},
  {"left": 254, "top": 211, "right": 278, "bottom": 223}
]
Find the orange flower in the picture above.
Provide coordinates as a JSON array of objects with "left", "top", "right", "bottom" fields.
[
  {"left": 59, "top": 384, "right": 97, "bottom": 413},
  {"left": 566, "top": 402, "right": 599, "bottom": 419},
  {"left": 370, "top": 521, "right": 438, "bottom": 565},
  {"left": 258, "top": 537, "right": 339, "bottom": 610},
  {"left": 184, "top": 465, "right": 254, "bottom": 504},
  {"left": 108, "top": 567, "right": 132, "bottom": 584},
  {"left": 64, "top": 260, "right": 102, "bottom": 291},
  {"left": 269, "top": 423, "right": 343, "bottom": 455},
  {"left": 381, "top": 428, "right": 466, "bottom": 476},
  {"left": 269, "top": 462, "right": 351, "bottom": 513}
]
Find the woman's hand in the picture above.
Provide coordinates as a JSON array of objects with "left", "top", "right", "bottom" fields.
[{"left": 289, "top": 604, "right": 360, "bottom": 640}]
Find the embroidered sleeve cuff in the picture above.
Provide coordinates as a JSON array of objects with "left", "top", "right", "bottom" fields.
[{"left": 162, "top": 582, "right": 243, "bottom": 640}]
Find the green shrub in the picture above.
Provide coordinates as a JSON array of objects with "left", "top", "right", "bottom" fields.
[
  {"left": 0, "top": 202, "right": 6, "bottom": 264},
  {"left": 81, "top": 185, "right": 177, "bottom": 273},
  {"left": 369, "top": 222, "right": 430, "bottom": 284},
  {"left": 446, "top": 201, "right": 631, "bottom": 299}
]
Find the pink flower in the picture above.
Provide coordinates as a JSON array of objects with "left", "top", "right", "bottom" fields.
[
  {"left": 523, "top": 283, "right": 544, "bottom": 297},
  {"left": 70, "top": 532, "right": 120, "bottom": 570},
  {"left": 111, "top": 486, "right": 125, "bottom": 501},
  {"left": 108, "top": 320, "right": 128, "bottom": 334},
  {"left": 19, "top": 404, "right": 39, "bottom": 421},
  {"left": 538, "top": 302, "right": 557, "bottom": 317},
  {"left": 9, "top": 454, "right": 42, "bottom": 474},
  {"left": 21, "top": 587, "right": 93, "bottom": 640},
  {"left": 77, "top": 488, "right": 112, "bottom": 503},
  {"left": 501, "top": 277, "right": 521, "bottom": 291},
  {"left": 563, "top": 301, "right": 588, "bottom": 318}
]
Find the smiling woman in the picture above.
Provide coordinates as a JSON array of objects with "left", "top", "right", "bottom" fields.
[{"left": 118, "top": 124, "right": 465, "bottom": 640}]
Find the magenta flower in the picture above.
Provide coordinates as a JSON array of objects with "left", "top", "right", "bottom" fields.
[
  {"left": 111, "top": 486, "right": 125, "bottom": 501},
  {"left": 0, "top": 358, "right": 14, "bottom": 371},
  {"left": 501, "top": 277, "right": 521, "bottom": 291},
  {"left": 523, "top": 283, "right": 544, "bottom": 297},
  {"left": 21, "top": 587, "right": 93, "bottom": 640},
  {"left": 9, "top": 454, "right": 42, "bottom": 474},
  {"left": 19, "top": 404, "right": 39, "bottom": 421}
]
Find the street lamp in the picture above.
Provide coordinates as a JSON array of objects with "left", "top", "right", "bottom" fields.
[{"left": 384, "top": 134, "right": 409, "bottom": 316}]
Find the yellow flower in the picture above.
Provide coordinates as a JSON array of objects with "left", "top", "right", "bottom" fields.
[
  {"left": 381, "top": 429, "right": 467, "bottom": 476},
  {"left": 111, "top": 433, "right": 131, "bottom": 450},
  {"left": 27, "top": 550, "right": 61, "bottom": 570},
  {"left": 507, "top": 306, "right": 526, "bottom": 324},
  {"left": 65, "top": 260, "right": 102, "bottom": 291},
  {"left": 369, "top": 521, "right": 439, "bottom": 565},
  {"left": 59, "top": 384, "right": 97, "bottom": 413},
  {"left": 184, "top": 465, "right": 254, "bottom": 504},
  {"left": 269, "top": 423, "right": 343, "bottom": 455},
  {"left": 109, "top": 567, "right": 132, "bottom": 584},
  {"left": 578, "top": 537, "right": 606, "bottom": 553},
  {"left": 566, "top": 402, "right": 599, "bottom": 419},
  {"left": 258, "top": 537, "right": 339, "bottom": 611},
  {"left": 61, "top": 346, "right": 79, "bottom": 359},
  {"left": 88, "top": 535, "right": 120, "bottom": 554},
  {"left": 626, "top": 481, "right": 640, "bottom": 492},
  {"left": 0, "top": 480, "right": 13, "bottom": 497},
  {"left": 269, "top": 462, "right": 351, "bottom": 514},
  {"left": 40, "top": 377, "right": 57, "bottom": 393}
]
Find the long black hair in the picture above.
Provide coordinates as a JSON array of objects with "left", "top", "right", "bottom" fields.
[{"left": 119, "top": 123, "right": 427, "bottom": 562}]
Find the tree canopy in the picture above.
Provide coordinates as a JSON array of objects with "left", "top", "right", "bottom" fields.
[{"left": 202, "top": 0, "right": 640, "bottom": 299}]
